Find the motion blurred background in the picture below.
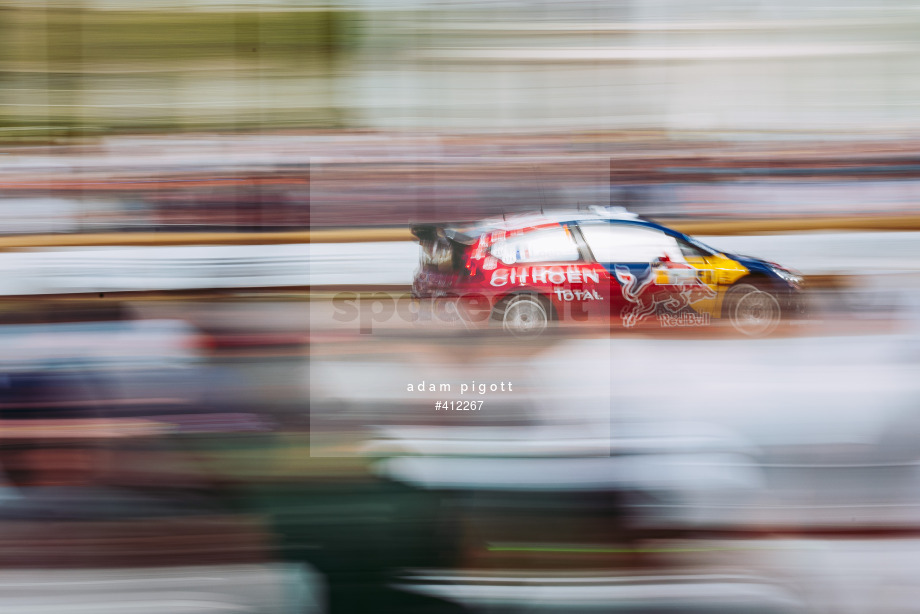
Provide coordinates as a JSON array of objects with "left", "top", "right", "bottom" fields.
[{"left": 1, "top": 1, "right": 920, "bottom": 613}]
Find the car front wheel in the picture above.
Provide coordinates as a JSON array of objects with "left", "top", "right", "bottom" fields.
[{"left": 725, "top": 283, "right": 781, "bottom": 337}]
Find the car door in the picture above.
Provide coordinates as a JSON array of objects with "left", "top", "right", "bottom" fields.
[
  {"left": 487, "top": 224, "right": 599, "bottom": 324},
  {"left": 576, "top": 222, "right": 716, "bottom": 328},
  {"left": 670, "top": 235, "right": 721, "bottom": 319}
]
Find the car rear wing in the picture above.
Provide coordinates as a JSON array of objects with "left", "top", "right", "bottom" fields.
[
  {"left": 410, "top": 224, "right": 483, "bottom": 272},
  {"left": 410, "top": 224, "right": 480, "bottom": 246}
]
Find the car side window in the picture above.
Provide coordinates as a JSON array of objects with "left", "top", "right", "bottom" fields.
[
  {"left": 490, "top": 226, "right": 581, "bottom": 264},
  {"left": 578, "top": 223, "right": 686, "bottom": 263}
]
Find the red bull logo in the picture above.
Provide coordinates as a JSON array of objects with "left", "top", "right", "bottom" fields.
[{"left": 614, "top": 264, "right": 717, "bottom": 328}]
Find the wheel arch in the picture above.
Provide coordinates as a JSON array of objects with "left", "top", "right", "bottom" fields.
[
  {"left": 719, "top": 273, "right": 783, "bottom": 318},
  {"left": 730, "top": 272, "right": 784, "bottom": 291},
  {"left": 491, "top": 289, "right": 559, "bottom": 322}
]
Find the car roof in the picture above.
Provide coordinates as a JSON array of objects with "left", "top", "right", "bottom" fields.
[
  {"left": 435, "top": 207, "right": 689, "bottom": 246},
  {"left": 457, "top": 206, "right": 644, "bottom": 233}
]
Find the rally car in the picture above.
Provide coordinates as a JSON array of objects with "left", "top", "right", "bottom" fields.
[{"left": 411, "top": 207, "right": 805, "bottom": 336}]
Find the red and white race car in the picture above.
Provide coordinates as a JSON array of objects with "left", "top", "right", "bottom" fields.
[{"left": 411, "top": 207, "right": 804, "bottom": 336}]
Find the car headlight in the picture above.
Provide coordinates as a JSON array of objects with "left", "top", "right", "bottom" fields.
[{"left": 771, "top": 266, "right": 803, "bottom": 286}]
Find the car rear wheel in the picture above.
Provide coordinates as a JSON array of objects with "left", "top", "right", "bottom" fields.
[
  {"left": 496, "top": 294, "right": 550, "bottom": 337},
  {"left": 725, "top": 283, "right": 781, "bottom": 337}
]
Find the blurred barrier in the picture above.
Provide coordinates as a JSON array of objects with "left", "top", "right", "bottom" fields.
[
  {"left": 6, "top": 216, "right": 920, "bottom": 252},
  {"left": 0, "top": 244, "right": 309, "bottom": 295},
  {"left": 0, "top": 232, "right": 315, "bottom": 250}
]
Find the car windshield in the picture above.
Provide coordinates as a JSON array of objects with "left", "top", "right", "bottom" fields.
[{"left": 682, "top": 234, "right": 720, "bottom": 255}]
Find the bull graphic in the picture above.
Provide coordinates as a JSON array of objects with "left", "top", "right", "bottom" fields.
[{"left": 613, "top": 264, "right": 717, "bottom": 328}]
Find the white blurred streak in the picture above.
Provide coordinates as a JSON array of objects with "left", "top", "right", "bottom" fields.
[
  {"left": 364, "top": 421, "right": 754, "bottom": 457},
  {"left": 378, "top": 454, "right": 762, "bottom": 494},
  {"left": 0, "top": 199, "right": 80, "bottom": 235},
  {"left": 0, "top": 245, "right": 308, "bottom": 296},
  {"left": 396, "top": 572, "right": 806, "bottom": 613},
  {"left": 0, "top": 320, "right": 201, "bottom": 370},
  {"left": 308, "top": 242, "right": 417, "bottom": 287},
  {"left": 419, "top": 44, "right": 908, "bottom": 61},
  {"left": 0, "top": 564, "right": 324, "bottom": 614}
]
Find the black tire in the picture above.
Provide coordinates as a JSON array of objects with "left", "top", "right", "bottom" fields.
[
  {"left": 724, "top": 283, "right": 781, "bottom": 337},
  {"left": 493, "top": 294, "right": 551, "bottom": 337}
]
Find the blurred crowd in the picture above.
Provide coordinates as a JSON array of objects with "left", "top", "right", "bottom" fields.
[{"left": 3, "top": 133, "right": 920, "bottom": 233}]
